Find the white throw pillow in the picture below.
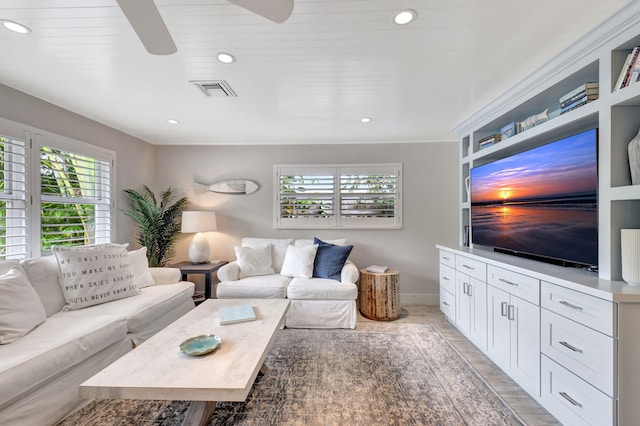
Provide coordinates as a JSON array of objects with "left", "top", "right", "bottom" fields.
[
  {"left": 235, "top": 245, "right": 275, "bottom": 279},
  {"left": 128, "top": 247, "right": 155, "bottom": 288},
  {"left": 53, "top": 243, "right": 140, "bottom": 310},
  {"left": 280, "top": 244, "right": 318, "bottom": 279},
  {"left": 0, "top": 266, "right": 47, "bottom": 344}
]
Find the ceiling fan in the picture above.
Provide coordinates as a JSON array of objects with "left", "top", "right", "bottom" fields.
[{"left": 116, "top": 0, "right": 294, "bottom": 55}]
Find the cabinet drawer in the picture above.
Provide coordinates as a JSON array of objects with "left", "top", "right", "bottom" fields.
[
  {"left": 541, "top": 356, "right": 615, "bottom": 426},
  {"left": 487, "top": 265, "right": 539, "bottom": 305},
  {"left": 439, "top": 250, "right": 456, "bottom": 268},
  {"left": 541, "top": 309, "right": 615, "bottom": 397},
  {"left": 440, "top": 287, "right": 455, "bottom": 319},
  {"left": 439, "top": 264, "right": 456, "bottom": 295},
  {"left": 541, "top": 281, "right": 615, "bottom": 337},
  {"left": 455, "top": 255, "right": 486, "bottom": 282}
]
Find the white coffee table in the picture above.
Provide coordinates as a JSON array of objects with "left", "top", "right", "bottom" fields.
[{"left": 80, "top": 298, "right": 290, "bottom": 426}]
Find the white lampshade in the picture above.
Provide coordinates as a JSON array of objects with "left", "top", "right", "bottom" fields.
[
  {"left": 181, "top": 211, "right": 217, "bottom": 264},
  {"left": 181, "top": 211, "right": 217, "bottom": 233}
]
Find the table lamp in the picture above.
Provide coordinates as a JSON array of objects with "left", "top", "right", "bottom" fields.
[{"left": 181, "top": 211, "right": 217, "bottom": 264}]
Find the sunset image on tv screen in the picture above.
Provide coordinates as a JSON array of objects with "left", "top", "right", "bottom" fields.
[{"left": 470, "top": 129, "right": 598, "bottom": 267}]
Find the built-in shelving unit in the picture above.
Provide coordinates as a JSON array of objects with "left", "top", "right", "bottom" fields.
[
  {"left": 442, "top": 3, "right": 640, "bottom": 424},
  {"left": 454, "top": 1, "right": 640, "bottom": 282}
]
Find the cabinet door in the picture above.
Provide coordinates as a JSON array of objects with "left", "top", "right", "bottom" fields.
[
  {"left": 469, "top": 278, "right": 487, "bottom": 352},
  {"left": 487, "top": 285, "right": 511, "bottom": 373},
  {"left": 510, "top": 295, "right": 541, "bottom": 398},
  {"left": 455, "top": 271, "right": 471, "bottom": 336}
]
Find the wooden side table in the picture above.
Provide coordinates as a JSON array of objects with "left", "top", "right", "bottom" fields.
[
  {"left": 359, "top": 268, "right": 400, "bottom": 321},
  {"left": 169, "top": 261, "right": 228, "bottom": 301}
]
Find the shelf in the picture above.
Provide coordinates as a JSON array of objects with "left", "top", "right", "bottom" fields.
[
  {"left": 609, "top": 185, "right": 640, "bottom": 200},
  {"left": 611, "top": 81, "right": 640, "bottom": 106}
]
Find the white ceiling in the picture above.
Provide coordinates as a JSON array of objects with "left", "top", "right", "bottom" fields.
[{"left": 0, "top": 0, "right": 630, "bottom": 145}]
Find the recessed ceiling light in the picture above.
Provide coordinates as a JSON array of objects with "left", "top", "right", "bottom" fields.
[
  {"left": 361, "top": 117, "right": 372, "bottom": 123},
  {"left": 217, "top": 52, "right": 236, "bottom": 64},
  {"left": 2, "top": 20, "right": 31, "bottom": 34},
  {"left": 167, "top": 119, "right": 179, "bottom": 124},
  {"left": 393, "top": 9, "right": 417, "bottom": 25}
]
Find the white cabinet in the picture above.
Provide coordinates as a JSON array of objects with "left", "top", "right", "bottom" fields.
[
  {"left": 487, "top": 285, "right": 540, "bottom": 398},
  {"left": 439, "top": 250, "right": 457, "bottom": 321},
  {"left": 455, "top": 272, "right": 487, "bottom": 351}
]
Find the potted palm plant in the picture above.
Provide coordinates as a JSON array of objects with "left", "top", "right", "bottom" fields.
[{"left": 122, "top": 185, "right": 188, "bottom": 267}]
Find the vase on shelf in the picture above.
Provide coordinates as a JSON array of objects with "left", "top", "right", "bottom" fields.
[
  {"left": 629, "top": 128, "right": 640, "bottom": 185},
  {"left": 621, "top": 229, "right": 640, "bottom": 286}
]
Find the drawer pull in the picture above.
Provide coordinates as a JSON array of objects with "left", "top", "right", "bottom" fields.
[
  {"left": 499, "top": 277, "right": 518, "bottom": 286},
  {"left": 467, "top": 284, "right": 473, "bottom": 297},
  {"left": 507, "top": 304, "right": 515, "bottom": 320},
  {"left": 442, "top": 301, "right": 450, "bottom": 306},
  {"left": 442, "top": 276, "right": 450, "bottom": 281},
  {"left": 462, "top": 264, "right": 475, "bottom": 271},
  {"left": 559, "top": 341, "right": 583, "bottom": 353},
  {"left": 559, "top": 300, "right": 583, "bottom": 311},
  {"left": 442, "top": 256, "right": 450, "bottom": 261},
  {"left": 463, "top": 282, "right": 469, "bottom": 295},
  {"left": 559, "top": 391, "right": 583, "bottom": 408},
  {"left": 501, "top": 301, "right": 508, "bottom": 317}
]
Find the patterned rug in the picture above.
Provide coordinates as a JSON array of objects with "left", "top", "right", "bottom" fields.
[{"left": 57, "top": 323, "right": 523, "bottom": 426}]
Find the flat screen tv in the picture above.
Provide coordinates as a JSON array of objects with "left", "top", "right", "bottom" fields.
[{"left": 470, "top": 128, "right": 598, "bottom": 268}]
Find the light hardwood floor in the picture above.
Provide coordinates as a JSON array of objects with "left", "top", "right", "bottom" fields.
[{"left": 359, "top": 304, "right": 561, "bottom": 426}]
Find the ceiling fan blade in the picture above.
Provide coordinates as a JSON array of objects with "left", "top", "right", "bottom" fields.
[
  {"left": 116, "top": 0, "right": 177, "bottom": 55},
  {"left": 227, "top": 0, "right": 294, "bottom": 24}
]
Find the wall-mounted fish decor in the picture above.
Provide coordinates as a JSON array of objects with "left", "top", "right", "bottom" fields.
[{"left": 195, "top": 179, "right": 259, "bottom": 195}]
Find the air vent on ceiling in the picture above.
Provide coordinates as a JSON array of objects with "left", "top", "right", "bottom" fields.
[{"left": 190, "top": 80, "right": 237, "bottom": 97}]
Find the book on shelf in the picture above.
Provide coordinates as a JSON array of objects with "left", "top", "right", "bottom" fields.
[
  {"left": 559, "top": 90, "right": 598, "bottom": 108},
  {"left": 478, "top": 134, "right": 501, "bottom": 144},
  {"left": 500, "top": 122, "right": 517, "bottom": 140},
  {"left": 366, "top": 265, "right": 389, "bottom": 273},
  {"left": 479, "top": 140, "right": 495, "bottom": 150},
  {"left": 615, "top": 46, "right": 640, "bottom": 91},
  {"left": 560, "top": 99, "right": 593, "bottom": 115},
  {"left": 560, "top": 93, "right": 599, "bottom": 110},
  {"left": 559, "top": 82, "right": 599, "bottom": 103},
  {"left": 219, "top": 304, "right": 256, "bottom": 325}
]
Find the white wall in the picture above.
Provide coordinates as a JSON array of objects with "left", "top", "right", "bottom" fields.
[
  {"left": 154, "top": 143, "right": 459, "bottom": 304},
  {"left": 0, "top": 83, "right": 155, "bottom": 245}
]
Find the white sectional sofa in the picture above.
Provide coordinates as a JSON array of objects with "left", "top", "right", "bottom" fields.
[
  {"left": 0, "top": 245, "right": 195, "bottom": 426},
  {"left": 217, "top": 237, "right": 359, "bottom": 329}
]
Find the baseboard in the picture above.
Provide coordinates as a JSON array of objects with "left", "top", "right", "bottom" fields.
[{"left": 399, "top": 293, "right": 438, "bottom": 306}]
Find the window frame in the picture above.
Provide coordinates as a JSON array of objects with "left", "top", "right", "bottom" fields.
[
  {"left": 0, "top": 117, "right": 116, "bottom": 259},
  {"left": 274, "top": 163, "right": 402, "bottom": 230}
]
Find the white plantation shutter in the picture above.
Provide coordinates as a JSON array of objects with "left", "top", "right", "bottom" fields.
[
  {"left": 275, "top": 164, "right": 401, "bottom": 229},
  {"left": 38, "top": 138, "right": 113, "bottom": 254},
  {"left": 276, "top": 166, "right": 336, "bottom": 228},
  {"left": 340, "top": 165, "right": 400, "bottom": 228},
  {"left": 0, "top": 133, "right": 27, "bottom": 259}
]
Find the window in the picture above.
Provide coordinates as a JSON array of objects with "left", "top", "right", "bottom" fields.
[
  {"left": 0, "top": 118, "right": 115, "bottom": 258},
  {"left": 0, "top": 133, "right": 27, "bottom": 259},
  {"left": 39, "top": 142, "right": 113, "bottom": 253},
  {"left": 275, "top": 164, "right": 401, "bottom": 229}
]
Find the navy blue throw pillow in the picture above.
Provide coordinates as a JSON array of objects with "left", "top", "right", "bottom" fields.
[{"left": 312, "top": 237, "right": 353, "bottom": 281}]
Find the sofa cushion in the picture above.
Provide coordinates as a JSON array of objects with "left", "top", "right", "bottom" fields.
[
  {"left": 287, "top": 277, "right": 358, "bottom": 300},
  {"left": 217, "top": 274, "right": 291, "bottom": 299},
  {"left": 312, "top": 238, "right": 353, "bottom": 281},
  {"left": 242, "top": 238, "right": 293, "bottom": 273},
  {"left": 53, "top": 243, "right": 140, "bottom": 310},
  {"left": 128, "top": 247, "right": 155, "bottom": 288},
  {"left": 0, "top": 313, "right": 127, "bottom": 408},
  {"left": 280, "top": 244, "right": 318, "bottom": 279},
  {"left": 0, "top": 267, "right": 47, "bottom": 344},
  {"left": 20, "top": 256, "right": 67, "bottom": 316},
  {"left": 235, "top": 245, "right": 275, "bottom": 278},
  {"left": 69, "top": 281, "right": 195, "bottom": 334}
]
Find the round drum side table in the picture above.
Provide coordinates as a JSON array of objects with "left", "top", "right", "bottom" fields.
[{"left": 359, "top": 268, "right": 400, "bottom": 321}]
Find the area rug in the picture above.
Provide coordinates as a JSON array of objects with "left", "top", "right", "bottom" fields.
[{"left": 57, "top": 323, "right": 524, "bottom": 426}]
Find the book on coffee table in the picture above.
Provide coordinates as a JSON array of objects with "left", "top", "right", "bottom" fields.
[{"left": 219, "top": 304, "right": 256, "bottom": 325}]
